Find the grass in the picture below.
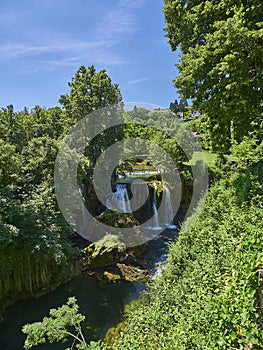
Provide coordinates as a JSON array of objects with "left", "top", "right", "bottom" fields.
[{"left": 189, "top": 151, "right": 217, "bottom": 167}]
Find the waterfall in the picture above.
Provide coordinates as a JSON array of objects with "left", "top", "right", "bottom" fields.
[
  {"left": 104, "top": 181, "right": 177, "bottom": 230},
  {"left": 79, "top": 183, "right": 85, "bottom": 198},
  {"left": 152, "top": 182, "right": 161, "bottom": 229},
  {"left": 163, "top": 185, "right": 173, "bottom": 225},
  {"left": 163, "top": 184, "right": 177, "bottom": 230},
  {"left": 106, "top": 184, "right": 132, "bottom": 213}
]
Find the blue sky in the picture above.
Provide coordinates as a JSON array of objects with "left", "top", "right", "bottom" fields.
[{"left": 0, "top": 0, "right": 180, "bottom": 111}]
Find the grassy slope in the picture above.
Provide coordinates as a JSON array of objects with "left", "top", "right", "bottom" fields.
[{"left": 110, "top": 160, "right": 263, "bottom": 350}]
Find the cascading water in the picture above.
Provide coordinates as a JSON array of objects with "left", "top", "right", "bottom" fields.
[
  {"left": 0, "top": 182, "right": 179, "bottom": 349},
  {"left": 151, "top": 182, "right": 162, "bottom": 229},
  {"left": 106, "top": 184, "right": 132, "bottom": 213},
  {"left": 163, "top": 184, "right": 177, "bottom": 230},
  {"left": 80, "top": 180, "right": 177, "bottom": 232}
]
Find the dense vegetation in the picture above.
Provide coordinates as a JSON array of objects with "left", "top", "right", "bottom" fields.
[
  {"left": 21, "top": 139, "right": 263, "bottom": 350},
  {"left": 110, "top": 148, "right": 263, "bottom": 350},
  {"left": 164, "top": 0, "right": 263, "bottom": 152},
  {"left": 0, "top": 64, "right": 189, "bottom": 310},
  {"left": 1, "top": 0, "right": 262, "bottom": 349},
  {"left": 0, "top": 105, "right": 76, "bottom": 307},
  {"left": 0, "top": 66, "right": 122, "bottom": 308}
]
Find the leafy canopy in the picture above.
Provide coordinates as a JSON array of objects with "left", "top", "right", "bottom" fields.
[
  {"left": 59, "top": 65, "right": 122, "bottom": 121},
  {"left": 163, "top": 0, "right": 263, "bottom": 151},
  {"left": 23, "top": 297, "right": 87, "bottom": 349}
]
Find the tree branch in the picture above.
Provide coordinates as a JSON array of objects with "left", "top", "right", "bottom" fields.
[{"left": 61, "top": 330, "right": 83, "bottom": 344}]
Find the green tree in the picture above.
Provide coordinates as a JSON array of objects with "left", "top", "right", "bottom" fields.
[
  {"left": 0, "top": 139, "right": 21, "bottom": 186},
  {"left": 123, "top": 111, "right": 191, "bottom": 170},
  {"left": 22, "top": 297, "right": 103, "bottom": 350},
  {"left": 0, "top": 105, "right": 16, "bottom": 142},
  {"left": 29, "top": 106, "right": 67, "bottom": 140},
  {"left": 0, "top": 105, "right": 69, "bottom": 151},
  {"left": 178, "top": 97, "right": 188, "bottom": 113},
  {"left": 21, "top": 136, "right": 59, "bottom": 187},
  {"left": 0, "top": 180, "right": 76, "bottom": 304},
  {"left": 22, "top": 297, "right": 86, "bottom": 349},
  {"left": 0, "top": 103, "right": 78, "bottom": 307},
  {"left": 59, "top": 65, "right": 122, "bottom": 122},
  {"left": 169, "top": 99, "right": 179, "bottom": 113},
  {"left": 163, "top": 0, "right": 263, "bottom": 151},
  {"left": 59, "top": 65, "right": 123, "bottom": 172}
]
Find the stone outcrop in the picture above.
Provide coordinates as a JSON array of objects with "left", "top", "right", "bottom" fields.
[
  {"left": 83, "top": 210, "right": 148, "bottom": 270},
  {"left": 116, "top": 263, "right": 149, "bottom": 282}
]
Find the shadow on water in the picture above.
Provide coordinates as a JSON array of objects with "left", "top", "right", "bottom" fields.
[{"left": 0, "top": 273, "right": 145, "bottom": 350}]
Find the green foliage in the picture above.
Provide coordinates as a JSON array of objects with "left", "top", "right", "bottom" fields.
[
  {"left": 105, "top": 323, "right": 125, "bottom": 347},
  {"left": 59, "top": 65, "right": 122, "bottom": 122},
  {"left": 0, "top": 139, "right": 21, "bottom": 185},
  {"left": 163, "top": 0, "right": 263, "bottom": 151},
  {"left": 230, "top": 135, "right": 263, "bottom": 166},
  {"left": 23, "top": 297, "right": 86, "bottom": 349},
  {"left": 0, "top": 105, "right": 70, "bottom": 149},
  {"left": 0, "top": 64, "right": 124, "bottom": 306},
  {"left": 0, "top": 105, "right": 77, "bottom": 306},
  {"left": 22, "top": 297, "right": 106, "bottom": 350},
  {"left": 169, "top": 98, "right": 188, "bottom": 114},
  {"left": 58, "top": 65, "right": 123, "bottom": 171},
  {"left": 0, "top": 182, "right": 77, "bottom": 303},
  {"left": 123, "top": 110, "right": 193, "bottom": 170},
  {"left": 21, "top": 136, "right": 59, "bottom": 187},
  {"left": 110, "top": 160, "right": 263, "bottom": 349},
  {"left": 186, "top": 114, "right": 207, "bottom": 146}
]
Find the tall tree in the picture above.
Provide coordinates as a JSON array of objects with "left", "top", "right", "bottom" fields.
[
  {"left": 59, "top": 65, "right": 123, "bottom": 216},
  {"left": 0, "top": 139, "right": 21, "bottom": 186},
  {"left": 59, "top": 65, "right": 122, "bottom": 121},
  {"left": 164, "top": 0, "right": 263, "bottom": 151},
  {"left": 178, "top": 98, "right": 188, "bottom": 113},
  {"left": 0, "top": 105, "right": 15, "bottom": 142},
  {"left": 169, "top": 99, "right": 179, "bottom": 113}
]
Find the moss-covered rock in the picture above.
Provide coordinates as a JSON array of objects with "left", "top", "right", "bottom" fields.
[
  {"left": 103, "top": 271, "right": 121, "bottom": 282},
  {"left": 84, "top": 234, "right": 126, "bottom": 269},
  {"left": 116, "top": 263, "right": 149, "bottom": 282},
  {"left": 88, "top": 210, "right": 146, "bottom": 244},
  {"left": 84, "top": 210, "right": 148, "bottom": 269},
  {"left": 96, "top": 210, "right": 139, "bottom": 228}
]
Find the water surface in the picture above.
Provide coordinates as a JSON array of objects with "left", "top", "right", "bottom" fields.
[{"left": 0, "top": 273, "right": 145, "bottom": 350}]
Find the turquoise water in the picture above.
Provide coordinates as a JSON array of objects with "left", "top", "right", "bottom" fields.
[{"left": 0, "top": 273, "right": 145, "bottom": 350}]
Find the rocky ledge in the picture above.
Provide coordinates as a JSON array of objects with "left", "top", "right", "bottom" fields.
[{"left": 81, "top": 210, "right": 149, "bottom": 283}]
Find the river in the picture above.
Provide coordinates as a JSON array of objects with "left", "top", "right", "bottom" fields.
[{"left": 0, "top": 228, "right": 178, "bottom": 350}]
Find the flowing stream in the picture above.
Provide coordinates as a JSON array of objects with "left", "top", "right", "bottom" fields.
[
  {"left": 0, "top": 229, "right": 178, "bottom": 350},
  {"left": 0, "top": 179, "right": 179, "bottom": 349},
  {"left": 0, "top": 275, "right": 145, "bottom": 350}
]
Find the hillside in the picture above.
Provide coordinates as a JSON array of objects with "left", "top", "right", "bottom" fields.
[{"left": 110, "top": 155, "right": 263, "bottom": 350}]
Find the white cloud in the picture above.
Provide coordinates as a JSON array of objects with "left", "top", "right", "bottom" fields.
[
  {"left": 0, "top": 39, "right": 128, "bottom": 71},
  {"left": 127, "top": 77, "right": 150, "bottom": 85},
  {"left": 24, "top": 52, "right": 127, "bottom": 73},
  {"left": 97, "top": 0, "right": 146, "bottom": 39},
  {"left": 0, "top": 1, "right": 147, "bottom": 72},
  {"left": 0, "top": 40, "right": 115, "bottom": 59}
]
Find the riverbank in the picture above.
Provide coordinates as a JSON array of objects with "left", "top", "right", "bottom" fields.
[
  {"left": 107, "top": 159, "right": 263, "bottom": 350},
  {"left": 0, "top": 225, "right": 179, "bottom": 350}
]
